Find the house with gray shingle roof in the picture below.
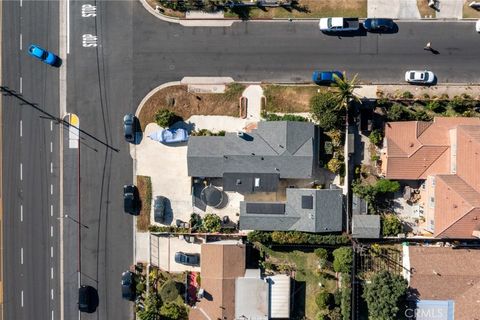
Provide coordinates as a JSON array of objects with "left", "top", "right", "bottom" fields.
[
  {"left": 187, "top": 121, "right": 344, "bottom": 233},
  {"left": 240, "top": 188, "right": 343, "bottom": 233}
]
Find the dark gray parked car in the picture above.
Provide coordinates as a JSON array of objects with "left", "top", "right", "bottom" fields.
[
  {"left": 174, "top": 252, "right": 200, "bottom": 266},
  {"left": 123, "top": 114, "right": 136, "bottom": 143},
  {"left": 154, "top": 196, "right": 167, "bottom": 223}
]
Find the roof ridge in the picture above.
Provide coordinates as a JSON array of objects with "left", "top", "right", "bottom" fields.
[
  {"left": 437, "top": 174, "right": 480, "bottom": 207},
  {"left": 416, "top": 121, "right": 433, "bottom": 138},
  {"left": 407, "top": 145, "right": 449, "bottom": 177}
]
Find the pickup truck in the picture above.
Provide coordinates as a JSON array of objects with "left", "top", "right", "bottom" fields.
[{"left": 319, "top": 17, "right": 359, "bottom": 32}]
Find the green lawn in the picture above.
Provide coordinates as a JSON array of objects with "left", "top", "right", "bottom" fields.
[{"left": 260, "top": 245, "right": 337, "bottom": 319}]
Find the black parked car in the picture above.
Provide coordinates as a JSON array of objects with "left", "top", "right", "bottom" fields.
[
  {"left": 123, "top": 184, "right": 139, "bottom": 215},
  {"left": 78, "top": 285, "right": 98, "bottom": 313},
  {"left": 154, "top": 196, "right": 167, "bottom": 223},
  {"left": 175, "top": 252, "right": 200, "bottom": 266},
  {"left": 121, "top": 271, "right": 135, "bottom": 301},
  {"left": 363, "top": 18, "right": 395, "bottom": 32},
  {"left": 123, "top": 114, "right": 136, "bottom": 143}
]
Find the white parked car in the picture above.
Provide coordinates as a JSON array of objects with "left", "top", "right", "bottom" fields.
[
  {"left": 405, "top": 70, "right": 435, "bottom": 84},
  {"left": 476, "top": 19, "right": 480, "bottom": 32}
]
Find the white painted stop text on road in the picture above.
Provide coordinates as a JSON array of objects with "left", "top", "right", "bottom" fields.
[
  {"left": 81, "top": 4, "right": 97, "bottom": 17},
  {"left": 82, "top": 34, "right": 98, "bottom": 47}
]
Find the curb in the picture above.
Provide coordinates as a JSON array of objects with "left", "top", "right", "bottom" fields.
[{"left": 138, "top": 0, "right": 479, "bottom": 26}]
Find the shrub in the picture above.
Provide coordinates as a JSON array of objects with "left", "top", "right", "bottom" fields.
[
  {"left": 381, "top": 214, "right": 403, "bottom": 237},
  {"left": 374, "top": 179, "right": 400, "bottom": 194},
  {"left": 310, "top": 92, "right": 343, "bottom": 131},
  {"left": 401, "top": 91, "right": 414, "bottom": 99},
  {"left": 387, "top": 103, "right": 413, "bottom": 121},
  {"left": 327, "top": 158, "right": 343, "bottom": 174},
  {"left": 160, "top": 302, "right": 188, "bottom": 320},
  {"left": 362, "top": 271, "right": 408, "bottom": 320},
  {"left": 155, "top": 109, "right": 182, "bottom": 128},
  {"left": 247, "top": 230, "right": 272, "bottom": 243},
  {"left": 202, "top": 213, "right": 222, "bottom": 233},
  {"left": 314, "top": 248, "right": 329, "bottom": 261},
  {"left": 332, "top": 247, "right": 353, "bottom": 273},
  {"left": 159, "top": 280, "right": 180, "bottom": 303},
  {"left": 368, "top": 129, "right": 383, "bottom": 146},
  {"left": 426, "top": 101, "right": 446, "bottom": 113},
  {"left": 333, "top": 289, "right": 342, "bottom": 306},
  {"left": 413, "top": 110, "right": 432, "bottom": 121},
  {"left": 448, "top": 96, "right": 471, "bottom": 114},
  {"left": 263, "top": 112, "right": 309, "bottom": 122},
  {"left": 316, "top": 290, "right": 334, "bottom": 310},
  {"left": 370, "top": 154, "right": 380, "bottom": 162},
  {"left": 340, "top": 275, "right": 351, "bottom": 320},
  {"left": 247, "top": 231, "right": 350, "bottom": 245}
]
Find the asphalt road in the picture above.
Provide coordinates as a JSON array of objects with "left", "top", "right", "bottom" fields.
[
  {"left": 132, "top": 8, "right": 480, "bottom": 103},
  {"left": 2, "top": 1, "right": 61, "bottom": 320}
]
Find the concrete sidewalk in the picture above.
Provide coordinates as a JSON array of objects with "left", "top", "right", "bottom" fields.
[{"left": 354, "top": 84, "right": 480, "bottom": 100}]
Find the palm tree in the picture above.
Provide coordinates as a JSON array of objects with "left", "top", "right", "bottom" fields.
[{"left": 332, "top": 73, "right": 361, "bottom": 116}]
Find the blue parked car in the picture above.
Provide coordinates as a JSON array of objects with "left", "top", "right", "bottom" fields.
[
  {"left": 312, "top": 71, "right": 344, "bottom": 85},
  {"left": 149, "top": 128, "right": 189, "bottom": 144},
  {"left": 363, "top": 18, "right": 395, "bottom": 32},
  {"left": 28, "top": 44, "right": 61, "bottom": 67}
]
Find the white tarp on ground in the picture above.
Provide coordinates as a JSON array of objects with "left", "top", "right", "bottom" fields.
[{"left": 268, "top": 274, "right": 291, "bottom": 319}]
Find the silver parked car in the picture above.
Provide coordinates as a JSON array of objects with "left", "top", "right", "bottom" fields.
[{"left": 405, "top": 70, "right": 435, "bottom": 84}]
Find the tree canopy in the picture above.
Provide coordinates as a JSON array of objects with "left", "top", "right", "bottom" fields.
[
  {"left": 332, "top": 247, "right": 353, "bottom": 273},
  {"left": 310, "top": 92, "right": 343, "bottom": 131},
  {"left": 362, "top": 271, "right": 408, "bottom": 320}
]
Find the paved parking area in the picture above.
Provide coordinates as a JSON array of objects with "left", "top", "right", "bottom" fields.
[
  {"left": 368, "top": 0, "right": 421, "bottom": 19},
  {"left": 134, "top": 123, "right": 192, "bottom": 226},
  {"left": 151, "top": 234, "right": 202, "bottom": 273}
]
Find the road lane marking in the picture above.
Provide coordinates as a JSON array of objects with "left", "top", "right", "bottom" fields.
[
  {"left": 51, "top": 289, "right": 53, "bottom": 300},
  {"left": 51, "top": 267, "right": 53, "bottom": 279},
  {"left": 51, "top": 205, "right": 53, "bottom": 217},
  {"left": 50, "top": 184, "right": 53, "bottom": 195},
  {"left": 50, "top": 120, "right": 53, "bottom": 131},
  {"left": 81, "top": 4, "right": 96, "bottom": 17},
  {"left": 21, "top": 290, "right": 23, "bottom": 307},
  {"left": 20, "top": 120, "right": 22, "bottom": 137},
  {"left": 50, "top": 162, "right": 53, "bottom": 173},
  {"left": 50, "top": 141, "right": 53, "bottom": 152},
  {"left": 51, "top": 225, "right": 53, "bottom": 237},
  {"left": 82, "top": 34, "right": 97, "bottom": 47},
  {"left": 52, "top": 310, "right": 54, "bottom": 320},
  {"left": 20, "top": 247, "right": 23, "bottom": 264},
  {"left": 19, "top": 34, "right": 22, "bottom": 50},
  {"left": 19, "top": 76, "right": 22, "bottom": 93},
  {"left": 20, "top": 204, "right": 23, "bottom": 222},
  {"left": 51, "top": 246, "right": 53, "bottom": 258},
  {"left": 20, "top": 0, "right": 22, "bottom": 7},
  {"left": 20, "top": 163, "right": 22, "bottom": 181}
]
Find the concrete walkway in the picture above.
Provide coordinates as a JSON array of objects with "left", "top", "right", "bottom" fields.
[
  {"left": 368, "top": 0, "right": 421, "bottom": 19},
  {"left": 354, "top": 84, "right": 480, "bottom": 99},
  {"left": 242, "top": 85, "right": 263, "bottom": 121},
  {"left": 436, "top": 0, "right": 464, "bottom": 19}
]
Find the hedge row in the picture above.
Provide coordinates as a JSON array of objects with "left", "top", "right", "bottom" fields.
[{"left": 247, "top": 231, "right": 350, "bottom": 245}]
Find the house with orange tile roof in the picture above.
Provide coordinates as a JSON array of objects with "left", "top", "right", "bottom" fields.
[{"left": 382, "top": 117, "right": 480, "bottom": 238}]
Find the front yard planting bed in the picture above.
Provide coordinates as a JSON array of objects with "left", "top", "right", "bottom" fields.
[
  {"left": 463, "top": 0, "right": 480, "bottom": 18},
  {"left": 139, "top": 83, "right": 245, "bottom": 130},
  {"left": 150, "top": 0, "right": 367, "bottom": 20},
  {"left": 262, "top": 84, "right": 323, "bottom": 113},
  {"left": 136, "top": 175, "right": 152, "bottom": 232}
]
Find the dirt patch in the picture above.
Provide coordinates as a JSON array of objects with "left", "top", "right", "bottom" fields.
[
  {"left": 137, "top": 175, "right": 152, "bottom": 232},
  {"left": 262, "top": 85, "right": 324, "bottom": 113},
  {"left": 463, "top": 0, "right": 480, "bottom": 18},
  {"left": 139, "top": 83, "right": 245, "bottom": 130},
  {"left": 417, "top": 0, "right": 436, "bottom": 18}
]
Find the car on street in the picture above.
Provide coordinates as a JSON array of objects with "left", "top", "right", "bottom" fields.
[
  {"left": 154, "top": 196, "right": 167, "bottom": 223},
  {"left": 123, "top": 114, "right": 136, "bottom": 143},
  {"left": 121, "top": 271, "right": 135, "bottom": 301},
  {"left": 476, "top": 19, "right": 480, "bottom": 32},
  {"left": 405, "top": 70, "right": 435, "bottom": 84},
  {"left": 312, "top": 71, "right": 344, "bottom": 85},
  {"left": 123, "top": 184, "right": 139, "bottom": 215},
  {"left": 27, "top": 44, "right": 61, "bottom": 66},
  {"left": 363, "top": 18, "right": 395, "bottom": 32},
  {"left": 175, "top": 252, "right": 200, "bottom": 266},
  {"left": 157, "top": 128, "right": 189, "bottom": 144},
  {"left": 78, "top": 285, "right": 98, "bottom": 313},
  {"left": 319, "top": 17, "right": 360, "bottom": 32}
]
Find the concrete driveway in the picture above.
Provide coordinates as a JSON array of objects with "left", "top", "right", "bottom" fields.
[
  {"left": 134, "top": 123, "right": 192, "bottom": 226},
  {"left": 368, "top": 0, "right": 421, "bottom": 19},
  {"left": 151, "top": 234, "right": 202, "bottom": 273}
]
